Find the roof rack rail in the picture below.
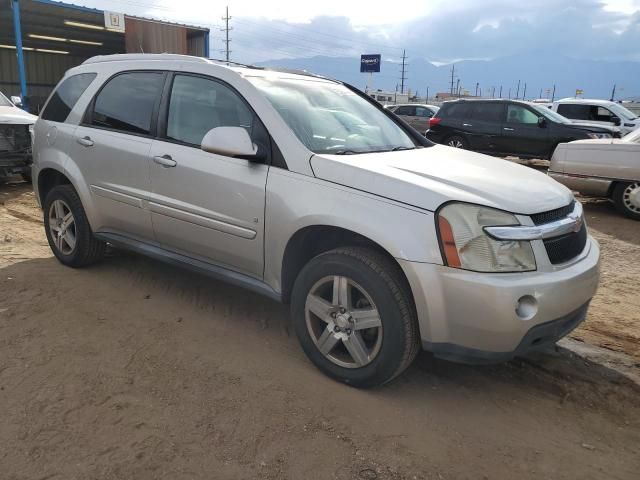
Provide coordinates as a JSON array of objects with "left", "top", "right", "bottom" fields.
[
  {"left": 83, "top": 53, "right": 212, "bottom": 65},
  {"left": 208, "top": 58, "right": 264, "bottom": 69}
]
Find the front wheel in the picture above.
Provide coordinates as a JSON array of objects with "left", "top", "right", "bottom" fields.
[
  {"left": 612, "top": 182, "right": 640, "bottom": 220},
  {"left": 291, "top": 247, "right": 420, "bottom": 388}
]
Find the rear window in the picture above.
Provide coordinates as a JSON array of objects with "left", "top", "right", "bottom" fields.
[
  {"left": 41, "top": 73, "right": 96, "bottom": 123},
  {"left": 395, "top": 105, "right": 415, "bottom": 116},
  {"left": 90, "top": 72, "right": 165, "bottom": 136},
  {"left": 441, "top": 102, "right": 472, "bottom": 119}
]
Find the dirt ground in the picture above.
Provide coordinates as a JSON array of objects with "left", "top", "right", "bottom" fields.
[{"left": 1, "top": 180, "right": 639, "bottom": 480}]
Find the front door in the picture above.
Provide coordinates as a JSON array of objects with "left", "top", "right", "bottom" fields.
[
  {"left": 147, "top": 73, "right": 269, "bottom": 278},
  {"left": 499, "top": 104, "right": 550, "bottom": 157},
  {"left": 70, "top": 71, "right": 166, "bottom": 241}
]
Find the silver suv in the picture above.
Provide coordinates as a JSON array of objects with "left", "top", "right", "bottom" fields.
[{"left": 32, "top": 54, "right": 600, "bottom": 388}]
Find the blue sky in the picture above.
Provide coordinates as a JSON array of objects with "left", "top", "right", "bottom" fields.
[{"left": 75, "top": 0, "right": 640, "bottom": 64}]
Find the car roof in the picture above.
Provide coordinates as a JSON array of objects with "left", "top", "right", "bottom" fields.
[
  {"left": 555, "top": 98, "right": 614, "bottom": 106},
  {"left": 392, "top": 103, "right": 438, "bottom": 108},
  {"left": 80, "top": 53, "right": 339, "bottom": 84}
]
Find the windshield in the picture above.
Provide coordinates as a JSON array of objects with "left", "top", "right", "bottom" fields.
[
  {"left": 610, "top": 103, "right": 638, "bottom": 121},
  {"left": 0, "top": 92, "right": 13, "bottom": 107},
  {"left": 623, "top": 128, "right": 640, "bottom": 143},
  {"left": 247, "top": 76, "right": 416, "bottom": 154},
  {"left": 530, "top": 104, "right": 571, "bottom": 124}
]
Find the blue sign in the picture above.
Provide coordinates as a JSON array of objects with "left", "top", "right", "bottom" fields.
[{"left": 360, "top": 54, "right": 381, "bottom": 73}]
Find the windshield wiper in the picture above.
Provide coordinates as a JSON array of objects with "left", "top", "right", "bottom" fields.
[
  {"left": 391, "top": 146, "right": 415, "bottom": 152},
  {"left": 334, "top": 149, "right": 360, "bottom": 155}
]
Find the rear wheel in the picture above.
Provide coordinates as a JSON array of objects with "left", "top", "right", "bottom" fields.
[
  {"left": 445, "top": 135, "right": 468, "bottom": 149},
  {"left": 43, "top": 185, "right": 106, "bottom": 266},
  {"left": 612, "top": 182, "right": 640, "bottom": 220},
  {"left": 291, "top": 247, "right": 420, "bottom": 388}
]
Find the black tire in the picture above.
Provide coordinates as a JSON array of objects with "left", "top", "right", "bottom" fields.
[
  {"left": 612, "top": 182, "right": 640, "bottom": 220},
  {"left": 43, "top": 184, "right": 106, "bottom": 267},
  {"left": 445, "top": 135, "right": 469, "bottom": 149},
  {"left": 291, "top": 247, "right": 420, "bottom": 388}
]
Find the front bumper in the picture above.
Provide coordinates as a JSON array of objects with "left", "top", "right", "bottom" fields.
[{"left": 399, "top": 236, "right": 600, "bottom": 364}]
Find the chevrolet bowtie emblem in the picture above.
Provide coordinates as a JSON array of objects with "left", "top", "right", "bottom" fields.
[{"left": 572, "top": 214, "right": 584, "bottom": 233}]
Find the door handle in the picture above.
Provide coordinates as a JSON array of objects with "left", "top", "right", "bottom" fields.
[
  {"left": 503, "top": 127, "right": 515, "bottom": 131},
  {"left": 77, "top": 136, "right": 94, "bottom": 147},
  {"left": 463, "top": 123, "right": 473, "bottom": 127},
  {"left": 153, "top": 155, "right": 177, "bottom": 168}
]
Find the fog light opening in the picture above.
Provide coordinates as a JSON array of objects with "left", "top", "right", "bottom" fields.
[{"left": 516, "top": 295, "right": 538, "bottom": 320}]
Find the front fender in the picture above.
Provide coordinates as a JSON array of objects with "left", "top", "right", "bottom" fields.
[{"left": 263, "top": 168, "right": 443, "bottom": 293}]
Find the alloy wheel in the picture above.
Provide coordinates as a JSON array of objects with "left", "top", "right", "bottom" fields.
[
  {"left": 48, "top": 199, "right": 76, "bottom": 255},
  {"left": 448, "top": 139, "right": 464, "bottom": 148},
  {"left": 305, "top": 275, "right": 383, "bottom": 369}
]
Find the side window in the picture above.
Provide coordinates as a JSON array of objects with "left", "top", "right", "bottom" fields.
[
  {"left": 415, "top": 106, "right": 433, "bottom": 118},
  {"left": 166, "top": 74, "right": 256, "bottom": 146},
  {"left": 595, "top": 107, "right": 615, "bottom": 122},
  {"left": 506, "top": 105, "right": 539, "bottom": 124},
  {"left": 557, "top": 104, "right": 590, "bottom": 120},
  {"left": 445, "top": 103, "right": 472, "bottom": 120},
  {"left": 470, "top": 103, "right": 505, "bottom": 123},
  {"left": 90, "top": 72, "right": 165, "bottom": 135},
  {"left": 395, "top": 106, "right": 415, "bottom": 116},
  {"left": 42, "top": 73, "right": 96, "bottom": 123}
]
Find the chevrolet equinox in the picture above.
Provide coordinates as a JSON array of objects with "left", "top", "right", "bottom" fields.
[{"left": 32, "top": 55, "right": 600, "bottom": 388}]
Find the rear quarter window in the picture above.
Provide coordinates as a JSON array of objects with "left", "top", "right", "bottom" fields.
[
  {"left": 441, "top": 103, "right": 472, "bottom": 120},
  {"left": 41, "top": 73, "right": 97, "bottom": 123}
]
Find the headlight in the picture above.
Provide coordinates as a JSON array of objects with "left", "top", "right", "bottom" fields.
[
  {"left": 586, "top": 133, "right": 611, "bottom": 139},
  {"left": 437, "top": 203, "right": 536, "bottom": 272}
]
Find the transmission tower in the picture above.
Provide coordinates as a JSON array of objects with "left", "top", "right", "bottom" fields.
[
  {"left": 221, "top": 6, "right": 232, "bottom": 65},
  {"left": 399, "top": 50, "right": 408, "bottom": 94}
]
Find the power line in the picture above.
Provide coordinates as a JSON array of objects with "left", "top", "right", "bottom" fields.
[{"left": 221, "top": 6, "right": 232, "bottom": 65}]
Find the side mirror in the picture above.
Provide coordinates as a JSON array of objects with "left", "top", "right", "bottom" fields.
[
  {"left": 612, "top": 116, "right": 621, "bottom": 126},
  {"left": 10, "top": 96, "right": 22, "bottom": 107},
  {"left": 537, "top": 116, "right": 547, "bottom": 128},
  {"left": 201, "top": 126, "right": 259, "bottom": 160}
]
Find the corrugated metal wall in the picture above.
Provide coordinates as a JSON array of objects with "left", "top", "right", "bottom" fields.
[
  {"left": 125, "top": 18, "right": 187, "bottom": 54},
  {"left": 187, "top": 34, "right": 205, "bottom": 57},
  {"left": 0, "top": 49, "right": 86, "bottom": 113}
]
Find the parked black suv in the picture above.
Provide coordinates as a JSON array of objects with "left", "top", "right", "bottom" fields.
[{"left": 426, "top": 99, "right": 617, "bottom": 159}]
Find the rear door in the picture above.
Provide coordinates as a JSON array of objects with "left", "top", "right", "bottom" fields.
[
  {"left": 147, "top": 73, "right": 269, "bottom": 278},
  {"left": 393, "top": 105, "right": 419, "bottom": 130},
  {"left": 499, "top": 103, "right": 550, "bottom": 157},
  {"left": 464, "top": 102, "right": 505, "bottom": 153},
  {"left": 70, "top": 71, "right": 166, "bottom": 241}
]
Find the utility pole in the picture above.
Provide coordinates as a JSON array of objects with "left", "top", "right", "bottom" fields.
[
  {"left": 492, "top": 86, "right": 496, "bottom": 98},
  {"left": 456, "top": 78, "right": 460, "bottom": 98},
  {"left": 551, "top": 84, "right": 556, "bottom": 102},
  {"left": 539, "top": 88, "right": 543, "bottom": 99},
  {"left": 450, "top": 64, "right": 456, "bottom": 95},
  {"left": 508, "top": 88, "right": 511, "bottom": 99},
  {"left": 475, "top": 82, "right": 479, "bottom": 97},
  {"left": 611, "top": 84, "right": 616, "bottom": 101},
  {"left": 516, "top": 80, "right": 521, "bottom": 100},
  {"left": 426, "top": 86, "right": 429, "bottom": 102},
  {"left": 499, "top": 85, "right": 502, "bottom": 98},
  {"left": 221, "top": 6, "right": 232, "bottom": 65},
  {"left": 399, "top": 49, "right": 408, "bottom": 94},
  {"left": 523, "top": 83, "right": 527, "bottom": 100}
]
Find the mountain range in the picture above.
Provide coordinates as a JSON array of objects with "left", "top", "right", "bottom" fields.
[{"left": 256, "top": 55, "right": 640, "bottom": 100}]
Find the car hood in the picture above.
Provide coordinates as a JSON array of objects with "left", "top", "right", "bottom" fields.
[
  {"left": 310, "top": 145, "right": 573, "bottom": 214},
  {"left": 0, "top": 106, "right": 37, "bottom": 125},
  {"left": 567, "top": 121, "right": 617, "bottom": 132}
]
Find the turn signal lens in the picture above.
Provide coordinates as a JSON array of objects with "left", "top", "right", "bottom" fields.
[{"left": 438, "top": 215, "right": 461, "bottom": 268}]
